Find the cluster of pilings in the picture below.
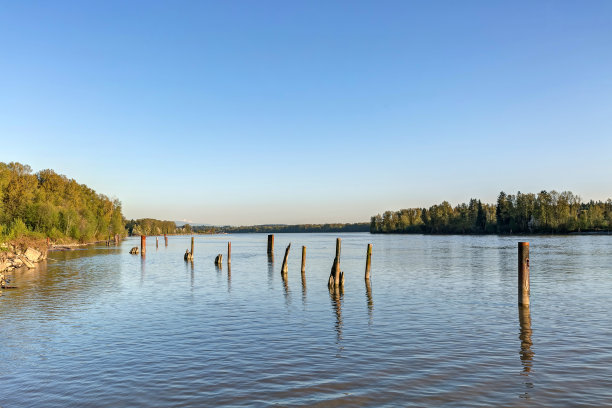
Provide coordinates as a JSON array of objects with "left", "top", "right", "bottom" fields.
[
  {"left": 265, "top": 235, "right": 373, "bottom": 290},
  {"left": 133, "top": 234, "right": 532, "bottom": 308}
]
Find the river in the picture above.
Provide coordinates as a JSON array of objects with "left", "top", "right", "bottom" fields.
[{"left": 1, "top": 233, "right": 611, "bottom": 406}]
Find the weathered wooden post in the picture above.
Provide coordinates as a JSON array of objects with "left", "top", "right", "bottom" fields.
[
  {"left": 141, "top": 235, "right": 146, "bottom": 256},
  {"left": 164, "top": 234, "right": 168, "bottom": 246},
  {"left": 267, "top": 234, "right": 274, "bottom": 255},
  {"left": 328, "top": 238, "right": 344, "bottom": 289},
  {"left": 156, "top": 237, "right": 159, "bottom": 248},
  {"left": 301, "top": 246, "right": 306, "bottom": 274},
  {"left": 215, "top": 254, "right": 223, "bottom": 266},
  {"left": 336, "top": 237, "right": 341, "bottom": 260},
  {"left": 228, "top": 242, "right": 232, "bottom": 264},
  {"left": 518, "top": 242, "right": 530, "bottom": 306},
  {"left": 280, "top": 243, "right": 291, "bottom": 276},
  {"left": 334, "top": 238, "right": 342, "bottom": 286},
  {"left": 184, "top": 236, "right": 195, "bottom": 261},
  {"left": 365, "top": 243, "right": 372, "bottom": 280}
]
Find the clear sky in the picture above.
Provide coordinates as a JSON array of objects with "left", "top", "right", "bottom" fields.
[{"left": 1, "top": 1, "right": 611, "bottom": 225}]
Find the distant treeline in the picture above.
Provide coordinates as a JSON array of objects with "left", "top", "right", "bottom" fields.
[
  {"left": 371, "top": 191, "right": 612, "bottom": 234},
  {"left": 0, "top": 162, "right": 125, "bottom": 242},
  {"left": 193, "top": 223, "right": 370, "bottom": 234},
  {"left": 126, "top": 219, "right": 191, "bottom": 236}
]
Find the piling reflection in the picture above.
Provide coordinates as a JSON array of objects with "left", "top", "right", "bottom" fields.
[
  {"left": 140, "top": 255, "right": 146, "bottom": 285},
  {"left": 267, "top": 254, "right": 274, "bottom": 289},
  {"left": 365, "top": 279, "right": 373, "bottom": 325},
  {"left": 519, "top": 305, "right": 534, "bottom": 373},
  {"left": 301, "top": 271, "right": 307, "bottom": 308},
  {"left": 518, "top": 304, "right": 534, "bottom": 397},
  {"left": 227, "top": 264, "right": 231, "bottom": 293},
  {"left": 281, "top": 274, "right": 291, "bottom": 308},
  {"left": 189, "top": 261, "right": 194, "bottom": 289},
  {"left": 329, "top": 286, "right": 344, "bottom": 345}
]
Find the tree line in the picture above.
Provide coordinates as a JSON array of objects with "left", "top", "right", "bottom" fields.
[
  {"left": 371, "top": 191, "right": 612, "bottom": 234},
  {"left": 192, "top": 223, "right": 370, "bottom": 234},
  {"left": 0, "top": 162, "right": 125, "bottom": 242},
  {"left": 125, "top": 219, "right": 189, "bottom": 236}
]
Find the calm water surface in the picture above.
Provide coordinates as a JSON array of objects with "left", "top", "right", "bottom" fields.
[{"left": 1, "top": 233, "right": 612, "bottom": 407}]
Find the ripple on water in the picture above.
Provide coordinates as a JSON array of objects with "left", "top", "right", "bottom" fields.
[{"left": 1, "top": 234, "right": 612, "bottom": 406}]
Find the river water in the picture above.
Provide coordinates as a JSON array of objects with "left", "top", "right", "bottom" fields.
[{"left": 1, "top": 233, "right": 611, "bottom": 407}]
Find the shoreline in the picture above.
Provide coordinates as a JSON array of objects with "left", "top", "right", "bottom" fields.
[
  {"left": 0, "top": 245, "right": 47, "bottom": 292},
  {"left": 49, "top": 240, "right": 113, "bottom": 251},
  {"left": 1, "top": 238, "right": 123, "bottom": 292}
]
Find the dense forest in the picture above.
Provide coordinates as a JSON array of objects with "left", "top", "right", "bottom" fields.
[
  {"left": 192, "top": 223, "right": 370, "bottom": 234},
  {"left": 0, "top": 162, "right": 125, "bottom": 242},
  {"left": 126, "top": 219, "right": 189, "bottom": 235},
  {"left": 371, "top": 191, "right": 612, "bottom": 234}
]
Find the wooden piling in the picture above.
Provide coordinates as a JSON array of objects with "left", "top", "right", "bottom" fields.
[
  {"left": 141, "top": 235, "right": 146, "bottom": 255},
  {"left": 518, "top": 242, "right": 530, "bottom": 306},
  {"left": 215, "top": 254, "right": 223, "bottom": 265},
  {"left": 329, "top": 238, "right": 343, "bottom": 289},
  {"left": 365, "top": 243, "right": 372, "bottom": 280},
  {"left": 164, "top": 234, "right": 168, "bottom": 246},
  {"left": 267, "top": 234, "right": 274, "bottom": 255},
  {"left": 335, "top": 237, "right": 341, "bottom": 260},
  {"left": 301, "top": 246, "right": 306, "bottom": 274},
  {"left": 334, "top": 238, "right": 341, "bottom": 286},
  {"left": 191, "top": 237, "right": 194, "bottom": 256},
  {"left": 281, "top": 243, "right": 291, "bottom": 276},
  {"left": 228, "top": 242, "right": 232, "bottom": 264},
  {"left": 156, "top": 237, "right": 159, "bottom": 248}
]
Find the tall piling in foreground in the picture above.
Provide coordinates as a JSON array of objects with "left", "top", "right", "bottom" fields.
[
  {"left": 365, "top": 243, "right": 372, "bottom": 280},
  {"left": 301, "top": 246, "right": 306, "bottom": 274},
  {"left": 191, "top": 237, "right": 194, "bottom": 256},
  {"left": 518, "top": 242, "right": 530, "bottom": 306},
  {"left": 267, "top": 234, "right": 274, "bottom": 255},
  {"left": 164, "top": 234, "right": 168, "bottom": 246},
  {"left": 228, "top": 242, "right": 232, "bottom": 264},
  {"left": 141, "top": 235, "right": 146, "bottom": 256},
  {"left": 281, "top": 243, "right": 291, "bottom": 276}
]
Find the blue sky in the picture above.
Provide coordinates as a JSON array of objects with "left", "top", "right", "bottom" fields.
[{"left": 1, "top": 1, "right": 611, "bottom": 225}]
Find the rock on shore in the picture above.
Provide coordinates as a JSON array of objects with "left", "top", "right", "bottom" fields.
[{"left": 0, "top": 244, "right": 47, "bottom": 289}]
